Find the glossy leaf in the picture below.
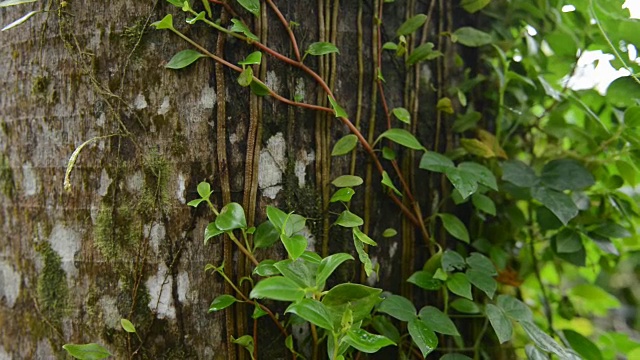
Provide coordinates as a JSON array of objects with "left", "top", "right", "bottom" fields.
[
  {"left": 532, "top": 187, "right": 578, "bottom": 225},
  {"left": 501, "top": 160, "right": 538, "bottom": 188},
  {"left": 238, "top": 51, "right": 262, "bottom": 66},
  {"left": 354, "top": 235, "right": 374, "bottom": 277},
  {"left": 328, "top": 95, "right": 348, "bottom": 118},
  {"left": 237, "top": 0, "right": 259, "bottom": 16},
  {"left": 446, "top": 273, "right": 473, "bottom": 300},
  {"left": 253, "top": 221, "right": 280, "bottom": 249},
  {"left": 486, "top": 304, "right": 512, "bottom": 344},
  {"left": 209, "top": 294, "right": 238, "bottom": 312},
  {"left": 540, "top": 159, "right": 594, "bottom": 191},
  {"left": 445, "top": 168, "right": 478, "bottom": 199},
  {"left": 331, "top": 134, "right": 358, "bottom": 156},
  {"left": 121, "top": 318, "right": 136, "bottom": 333},
  {"left": 249, "top": 80, "right": 270, "bottom": 96},
  {"left": 322, "top": 284, "right": 382, "bottom": 325},
  {"left": 409, "top": 318, "right": 438, "bottom": 357},
  {"left": 382, "top": 228, "right": 397, "bottom": 237},
  {"left": 419, "top": 306, "right": 460, "bottom": 336},
  {"left": 204, "top": 222, "right": 223, "bottom": 244},
  {"left": 306, "top": 42, "right": 340, "bottom": 56},
  {"left": 316, "top": 253, "right": 353, "bottom": 289},
  {"left": 274, "top": 259, "right": 316, "bottom": 288},
  {"left": 452, "top": 27, "right": 493, "bottom": 47},
  {"left": 330, "top": 187, "right": 355, "bottom": 202},
  {"left": 332, "top": 175, "right": 363, "bottom": 187},
  {"left": 286, "top": 299, "right": 334, "bottom": 331},
  {"left": 381, "top": 171, "right": 402, "bottom": 196},
  {"left": 378, "top": 294, "right": 417, "bottom": 321},
  {"left": 344, "top": 329, "right": 395, "bottom": 353},
  {"left": 151, "top": 14, "right": 174, "bottom": 30},
  {"left": 407, "top": 271, "right": 442, "bottom": 290},
  {"left": 406, "top": 42, "right": 443, "bottom": 65},
  {"left": 458, "top": 162, "right": 498, "bottom": 191},
  {"left": 376, "top": 128, "right": 424, "bottom": 150},
  {"left": 466, "top": 269, "right": 497, "bottom": 298},
  {"left": 438, "top": 213, "right": 470, "bottom": 243},
  {"left": 215, "top": 202, "right": 247, "bottom": 231},
  {"left": 62, "top": 344, "right": 111, "bottom": 360},
  {"left": 460, "top": 0, "right": 491, "bottom": 13},
  {"left": 396, "top": 14, "right": 427, "bottom": 36},
  {"left": 392, "top": 107, "right": 411, "bottom": 124},
  {"left": 266, "top": 206, "right": 288, "bottom": 232},
  {"left": 280, "top": 233, "right": 307, "bottom": 260},
  {"left": 237, "top": 67, "right": 253, "bottom": 87},
  {"left": 335, "top": 210, "right": 364, "bottom": 227},
  {"left": 253, "top": 260, "right": 280, "bottom": 277},
  {"left": 371, "top": 316, "right": 401, "bottom": 344},
  {"left": 420, "top": 152, "right": 455, "bottom": 172},
  {"left": 563, "top": 329, "right": 603, "bottom": 360},
  {"left": 249, "top": 276, "right": 305, "bottom": 302}
]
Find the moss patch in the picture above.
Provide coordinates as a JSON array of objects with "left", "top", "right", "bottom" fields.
[
  {"left": 0, "top": 154, "right": 15, "bottom": 198},
  {"left": 35, "top": 241, "right": 68, "bottom": 325},
  {"left": 94, "top": 203, "right": 141, "bottom": 264},
  {"left": 138, "top": 151, "right": 171, "bottom": 219}
]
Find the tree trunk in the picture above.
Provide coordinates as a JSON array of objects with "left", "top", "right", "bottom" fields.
[{"left": 0, "top": 0, "right": 464, "bottom": 358}]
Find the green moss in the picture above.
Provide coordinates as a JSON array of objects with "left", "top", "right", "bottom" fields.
[
  {"left": 0, "top": 154, "right": 15, "bottom": 197},
  {"left": 35, "top": 241, "right": 68, "bottom": 325},
  {"left": 94, "top": 203, "right": 140, "bottom": 264},
  {"left": 31, "top": 75, "right": 49, "bottom": 95},
  {"left": 122, "top": 21, "right": 145, "bottom": 50},
  {"left": 139, "top": 151, "right": 171, "bottom": 219}
]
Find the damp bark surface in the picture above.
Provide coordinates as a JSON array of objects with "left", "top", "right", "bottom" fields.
[{"left": 0, "top": 1, "right": 467, "bottom": 359}]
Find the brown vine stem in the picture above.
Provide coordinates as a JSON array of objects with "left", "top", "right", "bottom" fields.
[{"left": 265, "top": 0, "right": 302, "bottom": 61}]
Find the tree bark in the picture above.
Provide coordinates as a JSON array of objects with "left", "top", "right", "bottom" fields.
[{"left": 0, "top": 0, "right": 462, "bottom": 358}]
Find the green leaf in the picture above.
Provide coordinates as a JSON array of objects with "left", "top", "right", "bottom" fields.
[
  {"left": 437, "top": 97, "right": 455, "bottom": 114},
  {"left": 465, "top": 253, "right": 497, "bottom": 276},
  {"left": 249, "top": 80, "right": 270, "bottom": 96},
  {"left": 407, "top": 271, "right": 442, "bottom": 291},
  {"left": 344, "top": 329, "right": 395, "bottom": 353},
  {"left": 2, "top": 10, "right": 39, "bottom": 31},
  {"left": 496, "top": 295, "right": 532, "bottom": 322},
  {"left": 253, "top": 259, "right": 280, "bottom": 277},
  {"left": 187, "top": 198, "right": 205, "bottom": 207},
  {"left": 197, "top": 181, "right": 212, "bottom": 198},
  {"left": 230, "top": 19, "right": 258, "bottom": 41},
  {"left": 532, "top": 187, "right": 578, "bottom": 225},
  {"left": 419, "top": 306, "right": 460, "bottom": 336},
  {"left": 204, "top": 222, "right": 224, "bottom": 244},
  {"left": 151, "top": 14, "right": 174, "bottom": 30},
  {"left": 215, "top": 202, "right": 247, "bottom": 231},
  {"left": 239, "top": 51, "right": 262, "bottom": 66},
  {"left": 450, "top": 299, "right": 480, "bottom": 314},
  {"left": 353, "top": 227, "right": 377, "bottom": 246},
  {"left": 335, "top": 210, "right": 364, "bottom": 228},
  {"left": 625, "top": 106, "right": 640, "bottom": 127},
  {"left": 316, "top": 253, "right": 354, "bottom": 289},
  {"left": 392, "top": 107, "right": 411, "bottom": 124},
  {"left": 458, "top": 162, "right": 498, "bottom": 191},
  {"left": 332, "top": 175, "right": 363, "bottom": 187},
  {"left": 555, "top": 229, "right": 582, "bottom": 253},
  {"left": 381, "top": 171, "right": 402, "bottom": 196},
  {"left": 371, "top": 316, "right": 401, "bottom": 344},
  {"left": 452, "top": 27, "right": 493, "bottom": 47},
  {"left": 607, "top": 76, "right": 640, "bottom": 108},
  {"left": 592, "top": 221, "right": 632, "bottom": 239},
  {"left": 331, "top": 134, "right": 358, "bottom": 156},
  {"left": 328, "top": 96, "right": 348, "bottom": 118},
  {"left": 525, "top": 345, "right": 547, "bottom": 360},
  {"left": 409, "top": 318, "right": 438, "bottom": 357},
  {"left": 466, "top": 269, "right": 497, "bottom": 299},
  {"left": 280, "top": 233, "right": 307, "bottom": 260},
  {"left": 323, "top": 283, "right": 382, "bottom": 325},
  {"left": 209, "top": 294, "right": 238, "bottom": 312},
  {"left": 376, "top": 129, "right": 424, "bottom": 150},
  {"left": 274, "top": 258, "right": 317, "bottom": 288},
  {"left": 231, "top": 335, "right": 254, "bottom": 357},
  {"left": 420, "top": 152, "right": 455, "bottom": 172},
  {"left": 382, "top": 228, "right": 397, "bottom": 237},
  {"left": 0, "top": 0, "right": 36, "bottom": 6},
  {"left": 563, "top": 329, "right": 603, "bottom": 360},
  {"left": 472, "top": 193, "right": 496, "bottom": 215},
  {"left": 306, "top": 42, "right": 340, "bottom": 56},
  {"left": 330, "top": 187, "right": 355, "bottom": 202},
  {"left": 501, "top": 160, "right": 538, "bottom": 188},
  {"left": 165, "top": 49, "right": 206, "bottom": 70},
  {"left": 237, "top": 0, "right": 260, "bottom": 16},
  {"left": 354, "top": 235, "right": 374, "bottom": 277},
  {"left": 186, "top": 11, "right": 206, "bottom": 24},
  {"left": 520, "top": 321, "right": 571, "bottom": 358},
  {"left": 250, "top": 276, "right": 305, "bottom": 302},
  {"left": 253, "top": 221, "right": 280, "bottom": 249},
  {"left": 445, "top": 168, "right": 478, "bottom": 199},
  {"left": 442, "top": 250, "right": 466, "bottom": 272},
  {"left": 440, "top": 355, "right": 473, "bottom": 360},
  {"left": 485, "top": 304, "right": 512, "bottom": 344},
  {"left": 396, "top": 14, "right": 427, "bottom": 36},
  {"left": 378, "top": 294, "right": 417, "bottom": 321},
  {"left": 460, "top": 0, "right": 491, "bottom": 13},
  {"left": 382, "top": 146, "right": 396, "bottom": 160},
  {"left": 540, "top": 159, "right": 594, "bottom": 191},
  {"left": 62, "top": 344, "right": 112, "bottom": 360},
  {"left": 406, "top": 42, "right": 443, "bottom": 65},
  {"left": 286, "top": 299, "right": 334, "bottom": 331},
  {"left": 201, "top": 0, "right": 212, "bottom": 18},
  {"left": 121, "top": 318, "right": 136, "bottom": 333},
  {"left": 446, "top": 273, "right": 473, "bottom": 300},
  {"left": 237, "top": 67, "right": 253, "bottom": 87},
  {"left": 437, "top": 213, "right": 470, "bottom": 243},
  {"left": 266, "top": 206, "right": 288, "bottom": 232}
]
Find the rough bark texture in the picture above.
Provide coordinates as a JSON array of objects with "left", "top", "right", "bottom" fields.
[{"left": 0, "top": 0, "right": 461, "bottom": 358}]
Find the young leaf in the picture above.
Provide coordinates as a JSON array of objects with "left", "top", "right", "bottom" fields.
[
  {"left": 238, "top": 51, "right": 262, "bottom": 66},
  {"left": 323, "top": 283, "right": 382, "bottom": 324},
  {"left": 381, "top": 171, "right": 402, "bottom": 197},
  {"left": 121, "top": 318, "right": 136, "bottom": 333},
  {"left": 231, "top": 335, "right": 254, "bottom": 357},
  {"left": 408, "top": 318, "right": 438, "bottom": 357},
  {"left": 382, "top": 228, "right": 397, "bottom": 237},
  {"left": 353, "top": 227, "right": 377, "bottom": 246},
  {"left": 316, "top": 253, "right": 354, "bottom": 289},
  {"left": 382, "top": 146, "right": 396, "bottom": 160},
  {"left": 419, "top": 152, "right": 455, "bottom": 172},
  {"left": 344, "top": 329, "right": 395, "bottom": 353},
  {"left": 253, "top": 221, "right": 280, "bottom": 249},
  {"left": 197, "top": 181, "right": 212, "bottom": 198},
  {"left": 354, "top": 235, "right": 374, "bottom": 277},
  {"left": 330, "top": 187, "right": 355, "bottom": 203},
  {"left": 376, "top": 128, "right": 424, "bottom": 150},
  {"left": 266, "top": 206, "right": 288, "bottom": 232},
  {"left": 306, "top": 42, "right": 340, "bottom": 56},
  {"left": 391, "top": 107, "right": 411, "bottom": 124},
  {"left": 186, "top": 11, "right": 206, "bottom": 24},
  {"left": 0, "top": 0, "right": 36, "bottom": 6},
  {"left": 332, "top": 175, "right": 363, "bottom": 187},
  {"left": 407, "top": 271, "right": 442, "bottom": 291},
  {"left": 406, "top": 42, "right": 443, "bottom": 65},
  {"left": 215, "top": 202, "right": 247, "bottom": 231},
  {"left": 328, "top": 96, "right": 348, "bottom": 118},
  {"left": 446, "top": 273, "right": 473, "bottom": 300},
  {"left": 450, "top": 299, "right": 480, "bottom": 314},
  {"left": 286, "top": 299, "right": 334, "bottom": 331},
  {"left": 249, "top": 80, "right": 270, "bottom": 96},
  {"left": 249, "top": 276, "right": 305, "bottom": 302},
  {"left": 151, "top": 14, "right": 174, "bottom": 30},
  {"left": 204, "top": 222, "right": 224, "bottom": 244},
  {"left": 452, "top": 27, "right": 493, "bottom": 47},
  {"left": 437, "top": 213, "right": 470, "bottom": 243},
  {"left": 485, "top": 304, "right": 512, "bottom": 344},
  {"left": 165, "top": 50, "right": 206, "bottom": 69},
  {"left": 378, "top": 294, "right": 417, "bottom": 321},
  {"left": 2, "top": 10, "right": 39, "bottom": 31},
  {"left": 396, "top": 14, "right": 427, "bottom": 36},
  {"left": 62, "top": 344, "right": 112, "bottom": 360},
  {"left": 237, "top": 67, "right": 253, "bottom": 87},
  {"left": 201, "top": 0, "right": 212, "bottom": 18},
  {"left": 237, "top": 0, "right": 260, "bottom": 16},
  {"left": 335, "top": 210, "right": 364, "bottom": 227},
  {"left": 230, "top": 19, "right": 259, "bottom": 41},
  {"left": 419, "top": 306, "right": 460, "bottom": 336},
  {"left": 280, "top": 233, "right": 307, "bottom": 260},
  {"left": 331, "top": 134, "right": 358, "bottom": 156},
  {"left": 209, "top": 294, "right": 238, "bottom": 312}
]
